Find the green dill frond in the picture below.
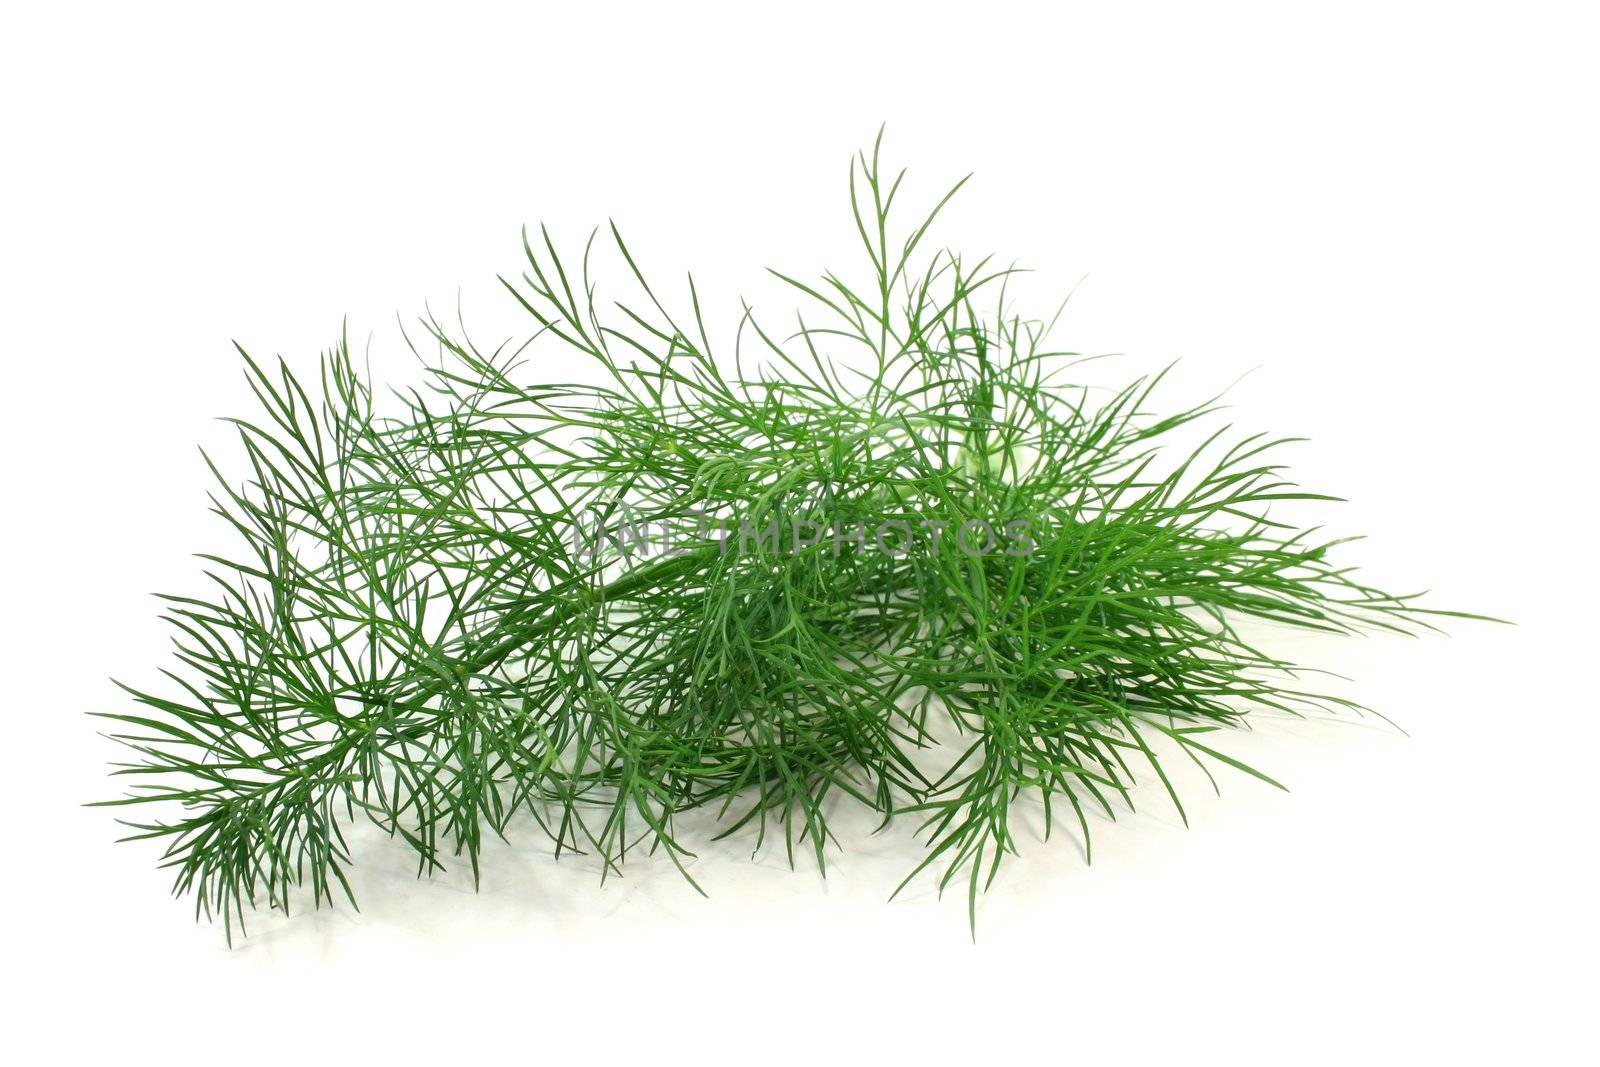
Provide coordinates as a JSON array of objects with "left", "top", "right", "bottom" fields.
[{"left": 93, "top": 131, "right": 1487, "bottom": 941}]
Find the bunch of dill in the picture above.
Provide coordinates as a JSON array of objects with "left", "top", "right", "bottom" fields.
[{"left": 95, "top": 135, "right": 1470, "bottom": 939}]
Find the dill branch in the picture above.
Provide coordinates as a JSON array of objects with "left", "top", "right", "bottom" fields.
[{"left": 94, "top": 132, "right": 1487, "bottom": 940}]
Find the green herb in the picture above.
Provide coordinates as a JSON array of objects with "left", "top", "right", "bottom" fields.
[{"left": 94, "top": 132, "right": 1486, "bottom": 940}]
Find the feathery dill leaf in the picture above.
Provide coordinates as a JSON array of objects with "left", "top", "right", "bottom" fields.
[{"left": 93, "top": 132, "right": 1485, "bottom": 940}]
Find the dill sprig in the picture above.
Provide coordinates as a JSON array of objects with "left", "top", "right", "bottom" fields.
[{"left": 94, "top": 133, "right": 1480, "bottom": 940}]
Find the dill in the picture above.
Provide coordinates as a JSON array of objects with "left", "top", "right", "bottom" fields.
[{"left": 93, "top": 132, "right": 1485, "bottom": 940}]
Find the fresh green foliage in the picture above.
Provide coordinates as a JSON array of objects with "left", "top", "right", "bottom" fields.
[{"left": 95, "top": 134, "right": 1475, "bottom": 940}]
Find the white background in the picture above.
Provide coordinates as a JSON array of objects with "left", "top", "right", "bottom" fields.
[{"left": 3, "top": 1, "right": 1595, "bottom": 1062}]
